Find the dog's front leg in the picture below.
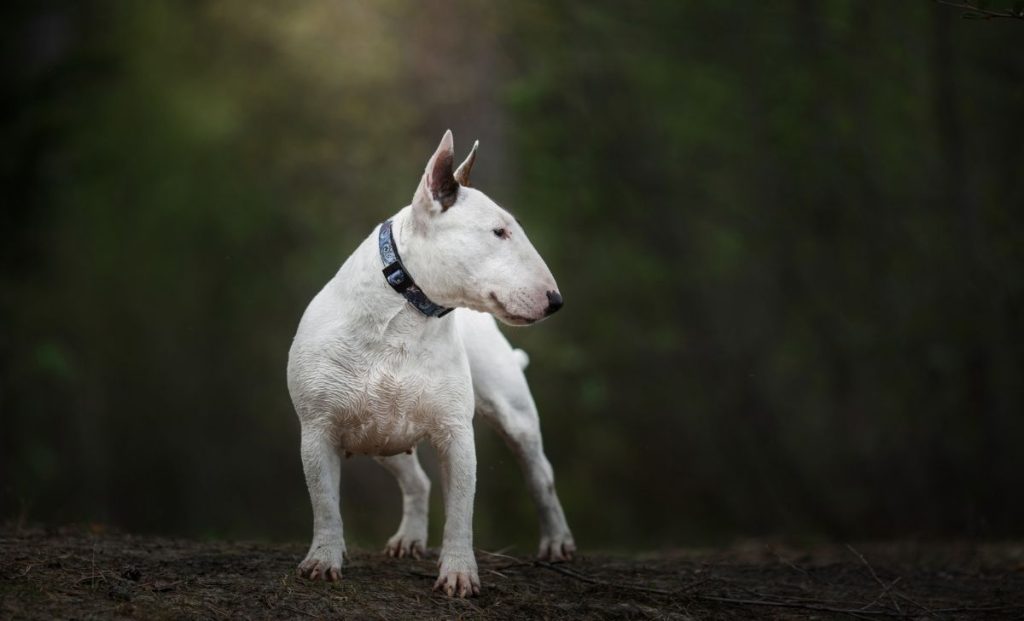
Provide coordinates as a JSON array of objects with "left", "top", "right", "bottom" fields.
[
  {"left": 432, "top": 423, "right": 480, "bottom": 597},
  {"left": 297, "top": 427, "right": 346, "bottom": 581}
]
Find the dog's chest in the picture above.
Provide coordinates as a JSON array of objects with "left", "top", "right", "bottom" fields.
[
  {"left": 288, "top": 255, "right": 475, "bottom": 456},
  {"left": 320, "top": 348, "right": 472, "bottom": 456}
]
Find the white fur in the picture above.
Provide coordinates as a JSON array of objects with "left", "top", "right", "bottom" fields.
[{"left": 287, "top": 131, "right": 574, "bottom": 597}]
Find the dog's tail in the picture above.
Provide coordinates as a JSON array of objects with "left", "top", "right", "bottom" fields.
[{"left": 512, "top": 348, "right": 530, "bottom": 370}]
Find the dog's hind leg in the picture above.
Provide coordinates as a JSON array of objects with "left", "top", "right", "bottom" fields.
[
  {"left": 458, "top": 311, "right": 576, "bottom": 561},
  {"left": 479, "top": 388, "right": 577, "bottom": 561},
  {"left": 374, "top": 449, "right": 430, "bottom": 559},
  {"left": 297, "top": 426, "right": 346, "bottom": 581}
]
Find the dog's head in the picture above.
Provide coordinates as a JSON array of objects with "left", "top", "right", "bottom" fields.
[{"left": 402, "top": 130, "right": 562, "bottom": 326}]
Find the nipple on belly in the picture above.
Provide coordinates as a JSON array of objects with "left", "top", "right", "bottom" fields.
[{"left": 343, "top": 447, "right": 413, "bottom": 459}]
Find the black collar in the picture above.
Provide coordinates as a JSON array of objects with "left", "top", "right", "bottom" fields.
[{"left": 378, "top": 220, "right": 453, "bottom": 318}]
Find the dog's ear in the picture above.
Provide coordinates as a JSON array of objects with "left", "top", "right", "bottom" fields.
[
  {"left": 414, "top": 129, "right": 459, "bottom": 213},
  {"left": 454, "top": 140, "right": 479, "bottom": 187}
]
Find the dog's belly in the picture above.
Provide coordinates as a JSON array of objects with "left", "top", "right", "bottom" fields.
[
  {"left": 335, "top": 418, "right": 424, "bottom": 456},
  {"left": 334, "top": 401, "right": 424, "bottom": 456},
  {"left": 322, "top": 363, "right": 471, "bottom": 457}
]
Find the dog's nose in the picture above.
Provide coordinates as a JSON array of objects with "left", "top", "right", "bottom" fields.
[{"left": 545, "top": 290, "right": 564, "bottom": 315}]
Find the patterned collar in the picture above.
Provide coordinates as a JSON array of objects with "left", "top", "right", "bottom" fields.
[{"left": 378, "top": 219, "right": 453, "bottom": 318}]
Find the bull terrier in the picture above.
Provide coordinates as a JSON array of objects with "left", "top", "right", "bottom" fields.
[{"left": 287, "top": 130, "right": 575, "bottom": 597}]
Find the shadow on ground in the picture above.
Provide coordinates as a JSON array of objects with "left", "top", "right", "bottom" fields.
[{"left": 2, "top": 526, "right": 1023, "bottom": 619}]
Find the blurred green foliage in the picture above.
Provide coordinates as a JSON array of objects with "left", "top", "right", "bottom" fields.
[{"left": 2, "top": 1, "right": 1023, "bottom": 549}]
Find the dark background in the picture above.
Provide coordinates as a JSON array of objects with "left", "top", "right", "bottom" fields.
[{"left": 2, "top": 1, "right": 1022, "bottom": 552}]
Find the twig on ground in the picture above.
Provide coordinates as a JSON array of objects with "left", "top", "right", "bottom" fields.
[
  {"left": 277, "top": 604, "right": 316, "bottom": 618},
  {"left": 935, "top": 0, "right": 1024, "bottom": 19},
  {"left": 859, "top": 577, "right": 903, "bottom": 614},
  {"left": 767, "top": 545, "right": 827, "bottom": 586},
  {"left": 476, "top": 548, "right": 519, "bottom": 561},
  {"left": 698, "top": 595, "right": 907, "bottom": 619},
  {"left": 846, "top": 544, "right": 902, "bottom": 614},
  {"left": 491, "top": 561, "right": 534, "bottom": 572},
  {"left": 202, "top": 601, "right": 231, "bottom": 619},
  {"left": 932, "top": 604, "right": 1024, "bottom": 614},
  {"left": 894, "top": 591, "right": 937, "bottom": 617},
  {"left": 732, "top": 587, "right": 886, "bottom": 610},
  {"left": 90, "top": 544, "right": 97, "bottom": 591},
  {"left": 535, "top": 560, "right": 673, "bottom": 595},
  {"left": 677, "top": 576, "right": 712, "bottom": 593},
  {"left": 700, "top": 594, "right": 1024, "bottom": 619},
  {"left": 76, "top": 572, "right": 109, "bottom": 585}
]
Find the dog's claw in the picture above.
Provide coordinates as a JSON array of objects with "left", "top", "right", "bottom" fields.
[
  {"left": 434, "top": 552, "right": 480, "bottom": 598},
  {"left": 538, "top": 536, "right": 576, "bottom": 562},
  {"left": 434, "top": 571, "right": 479, "bottom": 598},
  {"left": 384, "top": 540, "right": 424, "bottom": 560},
  {"left": 384, "top": 532, "right": 426, "bottom": 560},
  {"left": 298, "top": 560, "right": 342, "bottom": 582},
  {"left": 297, "top": 543, "right": 345, "bottom": 582}
]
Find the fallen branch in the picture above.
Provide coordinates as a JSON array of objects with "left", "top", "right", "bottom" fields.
[
  {"left": 535, "top": 560, "right": 675, "bottom": 595},
  {"left": 894, "top": 591, "right": 937, "bottom": 617},
  {"left": 846, "top": 544, "right": 902, "bottom": 614},
  {"left": 698, "top": 594, "right": 1024, "bottom": 619},
  {"left": 935, "top": 0, "right": 1024, "bottom": 19},
  {"left": 277, "top": 604, "right": 316, "bottom": 618},
  {"left": 697, "top": 594, "right": 907, "bottom": 618},
  {"left": 767, "top": 545, "right": 830, "bottom": 586},
  {"left": 860, "top": 577, "right": 905, "bottom": 615}
]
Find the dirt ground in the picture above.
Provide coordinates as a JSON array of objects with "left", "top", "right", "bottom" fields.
[{"left": 1, "top": 526, "right": 1022, "bottom": 620}]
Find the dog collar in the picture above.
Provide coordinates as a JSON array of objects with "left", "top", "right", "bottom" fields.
[{"left": 378, "top": 219, "right": 453, "bottom": 318}]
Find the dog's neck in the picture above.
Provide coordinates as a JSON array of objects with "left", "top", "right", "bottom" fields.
[
  {"left": 346, "top": 207, "right": 457, "bottom": 343},
  {"left": 380, "top": 216, "right": 451, "bottom": 319}
]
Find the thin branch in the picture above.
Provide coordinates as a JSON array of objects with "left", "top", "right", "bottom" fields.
[
  {"left": 768, "top": 545, "right": 833, "bottom": 586},
  {"left": 476, "top": 548, "right": 519, "bottom": 562},
  {"left": 491, "top": 561, "right": 534, "bottom": 572},
  {"left": 846, "top": 544, "right": 902, "bottom": 614},
  {"left": 697, "top": 594, "right": 908, "bottom": 618},
  {"left": 894, "top": 591, "right": 938, "bottom": 618},
  {"left": 859, "top": 577, "right": 903, "bottom": 613},
  {"left": 935, "top": 0, "right": 1024, "bottom": 19},
  {"left": 699, "top": 593, "right": 1024, "bottom": 619},
  {"left": 932, "top": 604, "right": 1024, "bottom": 613},
  {"left": 277, "top": 604, "right": 316, "bottom": 618},
  {"left": 534, "top": 560, "right": 675, "bottom": 595}
]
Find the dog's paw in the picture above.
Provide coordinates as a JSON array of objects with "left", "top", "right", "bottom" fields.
[
  {"left": 433, "top": 550, "right": 480, "bottom": 598},
  {"left": 297, "top": 542, "right": 346, "bottom": 582},
  {"left": 538, "top": 534, "right": 576, "bottom": 562},
  {"left": 384, "top": 529, "right": 427, "bottom": 559}
]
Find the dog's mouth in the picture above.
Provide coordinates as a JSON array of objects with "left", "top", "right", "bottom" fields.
[{"left": 489, "top": 292, "right": 537, "bottom": 326}]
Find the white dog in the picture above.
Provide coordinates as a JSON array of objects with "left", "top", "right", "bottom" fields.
[{"left": 287, "top": 130, "right": 575, "bottom": 597}]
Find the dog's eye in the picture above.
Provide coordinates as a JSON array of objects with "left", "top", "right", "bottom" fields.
[{"left": 492, "top": 228, "right": 507, "bottom": 239}]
